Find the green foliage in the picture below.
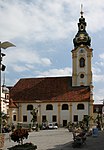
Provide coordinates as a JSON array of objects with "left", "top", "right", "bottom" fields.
[
  {"left": 30, "top": 108, "right": 38, "bottom": 126},
  {"left": 39, "top": 124, "right": 42, "bottom": 130},
  {"left": 0, "top": 112, "right": 9, "bottom": 126}
]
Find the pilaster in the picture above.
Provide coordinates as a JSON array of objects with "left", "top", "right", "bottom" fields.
[
  {"left": 58, "top": 103, "right": 61, "bottom": 126},
  {"left": 70, "top": 103, "right": 72, "bottom": 123}
]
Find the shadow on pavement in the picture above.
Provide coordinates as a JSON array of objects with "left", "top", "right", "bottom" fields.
[
  {"left": 48, "top": 131, "right": 104, "bottom": 150},
  {"left": 47, "top": 141, "right": 73, "bottom": 150}
]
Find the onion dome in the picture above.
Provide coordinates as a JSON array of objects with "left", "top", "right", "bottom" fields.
[{"left": 73, "top": 6, "right": 91, "bottom": 48}]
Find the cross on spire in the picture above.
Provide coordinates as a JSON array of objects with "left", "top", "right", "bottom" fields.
[{"left": 80, "top": 4, "right": 84, "bottom": 17}]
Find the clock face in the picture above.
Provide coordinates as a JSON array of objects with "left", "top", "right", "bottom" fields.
[
  {"left": 79, "top": 34, "right": 84, "bottom": 39},
  {"left": 76, "top": 34, "right": 88, "bottom": 43}
]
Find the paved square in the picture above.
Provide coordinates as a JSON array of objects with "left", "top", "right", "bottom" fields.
[
  {"left": 3, "top": 128, "right": 73, "bottom": 150},
  {"left": 3, "top": 128, "right": 104, "bottom": 150}
]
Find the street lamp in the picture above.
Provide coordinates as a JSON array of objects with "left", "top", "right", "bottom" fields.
[{"left": 0, "top": 41, "right": 15, "bottom": 133}]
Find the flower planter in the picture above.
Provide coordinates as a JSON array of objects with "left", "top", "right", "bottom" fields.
[
  {"left": 9, "top": 129, "right": 37, "bottom": 149},
  {"left": 8, "top": 143, "right": 37, "bottom": 150}
]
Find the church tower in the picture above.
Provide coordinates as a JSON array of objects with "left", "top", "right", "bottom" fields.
[{"left": 72, "top": 6, "right": 93, "bottom": 87}]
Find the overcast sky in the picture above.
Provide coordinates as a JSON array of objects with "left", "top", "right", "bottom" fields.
[{"left": 1, "top": 0, "right": 104, "bottom": 103}]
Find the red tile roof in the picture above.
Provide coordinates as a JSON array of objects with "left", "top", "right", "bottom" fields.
[
  {"left": 10, "top": 76, "right": 90, "bottom": 103},
  {"left": 9, "top": 99, "right": 18, "bottom": 108}
]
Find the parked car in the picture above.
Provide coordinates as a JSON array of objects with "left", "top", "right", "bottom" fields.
[
  {"left": 48, "top": 123, "right": 54, "bottom": 129},
  {"left": 53, "top": 124, "right": 58, "bottom": 129},
  {"left": 32, "top": 126, "right": 36, "bottom": 131},
  {"left": 48, "top": 123, "right": 58, "bottom": 129}
]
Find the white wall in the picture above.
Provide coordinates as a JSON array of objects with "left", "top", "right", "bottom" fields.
[
  {"left": 72, "top": 102, "right": 88, "bottom": 122},
  {"left": 15, "top": 101, "right": 89, "bottom": 126}
]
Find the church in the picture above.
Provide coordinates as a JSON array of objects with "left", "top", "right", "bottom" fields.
[{"left": 9, "top": 9, "right": 94, "bottom": 127}]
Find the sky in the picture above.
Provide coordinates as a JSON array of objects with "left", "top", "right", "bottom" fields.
[{"left": 0, "top": 0, "right": 104, "bottom": 104}]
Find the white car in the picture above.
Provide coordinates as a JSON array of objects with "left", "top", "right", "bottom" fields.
[
  {"left": 53, "top": 125, "right": 58, "bottom": 129},
  {"left": 48, "top": 123, "right": 54, "bottom": 129},
  {"left": 48, "top": 123, "right": 58, "bottom": 129}
]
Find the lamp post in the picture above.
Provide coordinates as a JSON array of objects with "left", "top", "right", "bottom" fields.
[{"left": 0, "top": 41, "right": 15, "bottom": 133}]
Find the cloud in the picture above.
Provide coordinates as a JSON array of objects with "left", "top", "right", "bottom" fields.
[
  {"left": 93, "top": 88, "right": 104, "bottom": 103},
  {"left": 41, "top": 58, "right": 52, "bottom": 66},
  {"left": 3, "top": 48, "right": 52, "bottom": 68},
  {"left": 95, "top": 61, "right": 104, "bottom": 67},
  {"left": 92, "top": 52, "right": 104, "bottom": 83},
  {"left": 93, "top": 74, "right": 104, "bottom": 82},
  {"left": 36, "top": 67, "right": 72, "bottom": 77},
  {"left": 2, "top": 75, "right": 19, "bottom": 87},
  {"left": 12, "top": 65, "right": 29, "bottom": 72},
  {"left": 92, "top": 66, "right": 101, "bottom": 74},
  {"left": 1, "top": 0, "right": 104, "bottom": 44},
  {"left": 92, "top": 65, "right": 104, "bottom": 82},
  {"left": 99, "top": 53, "right": 104, "bottom": 59},
  {"left": 0, "top": 0, "right": 75, "bottom": 42}
]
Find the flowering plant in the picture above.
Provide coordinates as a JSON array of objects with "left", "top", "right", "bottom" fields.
[{"left": 11, "top": 128, "right": 29, "bottom": 144}]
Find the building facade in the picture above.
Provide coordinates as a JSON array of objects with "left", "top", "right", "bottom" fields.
[
  {"left": 9, "top": 9, "right": 94, "bottom": 127},
  {"left": 1, "top": 86, "right": 9, "bottom": 114}
]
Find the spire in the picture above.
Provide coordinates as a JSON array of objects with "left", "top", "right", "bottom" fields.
[
  {"left": 2, "top": 72, "right": 9, "bottom": 94},
  {"left": 80, "top": 4, "right": 84, "bottom": 17},
  {"left": 73, "top": 5, "right": 91, "bottom": 48}
]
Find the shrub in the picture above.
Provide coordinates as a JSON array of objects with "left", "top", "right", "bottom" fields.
[{"left": 11, "top": 128, "right": 29, "bottom": 144}]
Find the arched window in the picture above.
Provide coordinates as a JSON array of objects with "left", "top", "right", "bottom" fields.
[
  {"left": 27, "top": 104, "right": 33, "bottom": 110},
  {"left": 77, "top": 104, "right": 84, "bottom": 110},
  {"left": 79, "top": 57, "right": 85, "bottom": 67},
  {"left": 46, "top": 104, "right": 53, "bottom": 110},
  {"left": 62, "top": 104, "right": 68, "bottom": 110}
]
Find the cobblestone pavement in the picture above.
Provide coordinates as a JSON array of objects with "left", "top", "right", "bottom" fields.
[{"left": 3, "top": 128, "right": 104, "bottom": 150}]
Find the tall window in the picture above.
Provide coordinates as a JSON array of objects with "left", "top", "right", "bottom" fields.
[
  {"left": 13, "top": 115, "right": 16, "bottom": 121},
  {"left": 46, "top": 104, "right": 53, "bottom": 110},
  {"left": 74, "top": 115, "right": 78, "bottom": 122},
  {"left": 77, "top": 103, "right": 84, "bottom": 110},
  {"left": 62, "top": 104, "right": 68, "bottom": 110},
  {"left": 23, "top": 115, "right": 27, "bottom": 122},
  {"left": 27, "top": 104, "right": 33, "bottom": 110},
  {"left": 42, "top": 115, "right": 46, "bottom": 122},
  {"left": 52, "top": 115, "right": 57, "bottom": 122},
  {"left": 79, "top": 57, "right": 85, "bottom": 67}
]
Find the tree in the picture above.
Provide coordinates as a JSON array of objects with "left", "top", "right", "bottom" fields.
[
  {"left": 11, "top": 128, "right": 29, "bottom": 145},
  {"left": 0, "top": 112, "right": 9, "bottom": 127},
  {"left": 30, "top": 108, "right": 38, "bottom": 126}
]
